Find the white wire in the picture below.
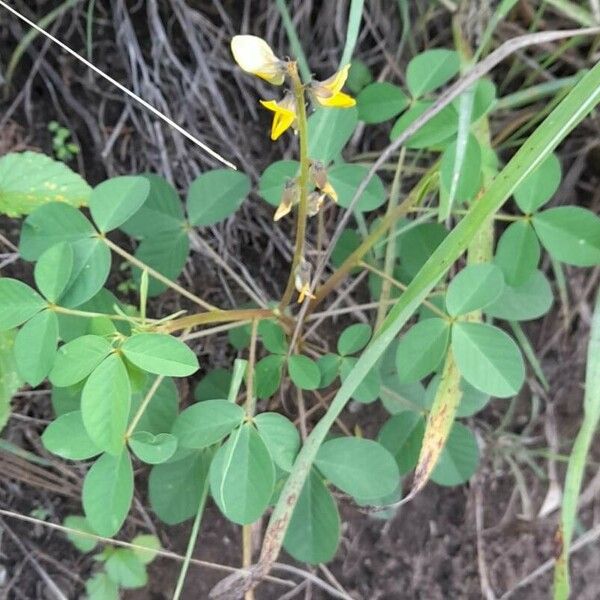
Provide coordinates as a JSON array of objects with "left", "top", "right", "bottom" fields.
[{"left": 0, "top": 0, "right": 237, "bottom": 170}]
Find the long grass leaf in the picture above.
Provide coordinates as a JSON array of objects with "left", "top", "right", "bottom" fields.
[
  {"left": 553, "top": 288, "right": 600, "bottom": 598},
  {"left": 340, "top": 0, "right": 365, "bottom": 68},
  {"left": 274, "top": 0, "right": 311, "bottom": 82}
]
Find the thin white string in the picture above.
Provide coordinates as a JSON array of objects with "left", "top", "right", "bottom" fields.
[{"left": 0, "top": 0, "right": 237, "bottom": 170}]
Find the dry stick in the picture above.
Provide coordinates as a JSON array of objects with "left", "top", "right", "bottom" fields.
[
  {"left": 291, "top": 26, "right": 600, "bottom": 346},
  {"left": 103, "top": 237, "right": 217, "bottom": 311},
  {"left": 0, "top": 508, "right": 293, "bottom": 587},
  {"left": 188, "top": 231, "right": 269, "bottom": 309},
  {"left": 243, "top": 320, "right": 259, "bottom": 600},
  {"left": 0, "top": 0, "right": 236, "bottom": 170}
]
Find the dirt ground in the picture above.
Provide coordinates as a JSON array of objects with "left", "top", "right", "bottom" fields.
[{"left": 1, "top": 1, "right": 600, "bottom": 599}]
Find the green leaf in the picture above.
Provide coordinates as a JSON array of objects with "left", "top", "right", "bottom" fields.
[
  {"left": 495, "top": 220, "right": 540, "bottom": 286},
  {"left": 187, "top": 170, "right": 250, "bottom": 227},
  {"left": 14, "top": 309, "right": 58, "bottom": 386},
  {"left": 59, "top": 237, "right": 111, "bottom": 308},
  {"left": 430, "top": 422, "right": 479, "bottom": 486},
  {"left": 194, "top": 368, "right": 233, "bottom": 402},
  {"left": 255, "top": 354, "right": 285, "bottom": 399},
  {"left": 395, "top": 318, "right": 450, "bottom": 383},
  {"left": 445, "top": 263, "right": 504, "bottom": 316},
  {"left": 258, "top": 160, "right": 299, "bottom": 206},
  {"left": 0, "top": 151, "right": 91, "bottom": 217},
  {"left": 328, "top": 164, "right": 386, "bottom": 212},
  {"left": 83, "top": 450, "right": 133, "bottom": 537},
  {"left": 331, "top": 228, "right": 362, "bottom": 272},
  {"left": 172, "top": 399, "right": 244, "bottom": 449},
  {"left": 131, "top": 534, "right": 160, "bottom": 564},
  {"left": 42, "top": 410, "right": 101, "bottom": 460},
  {"left": 315, "top": 437, "right": 399, "bottom": 501},
  {"left": 209, "top": 423, "right": 275, "bottom": 524},
  {"left": 51, "top": 384, "right": 80, "bottom": 417},
  {"left": 86, "top": 573, "right": 119, "bottom": 600},
  {"left": 34, "top": 242, "right": 73, "bottom": 302},
  {"left": 440, "top": 134, "right": 482, "bottom": 204},
  {"left": 390, "top": 102, "right": 458, "bottom": 149},
  {"left": 131, "top": 230, "right": 190, "bottom": 297},
  {"left": 378, "top": 411, "right": 425, "bottom": 475},
  {"left": 130, "top": 376, "right": 179, "bottom": 435},
  {"left": 63, "top": 515, "right": 97, "bottom": 553},
  {"left": 317, "top": 353, "right": 341, "bottom": 388},
  {"left": 533, "top": 206, "right": 600, "bottom": 266},
  {"left": 105, "top": 549, "right": 147, "bottom": 589},
  {"left": 513, "top": 153, "right": 561, "bottom": 213},
  {"left": 484, "top": 270, "right": 553, "bottom": 321},
  {"left": 121, "top": 333, "right": 199, "bottom": 377},
  {"left": 346, "top": 59, "right": 373, "bottom": 93},
  {"left": 340, "top": 356, "right": 381, "bottom": 403},
  {"left": 459, "top": 78, "right": 497, "bottom": 122},
  {"left": 337, "top": 323, "right": 372, "bottom": 356},
  {"left": 120, "top": 174, "right": 185, "bottom": 236},
  {"left": 0, "top": 330, "right": 21, "bottom": 432},
  {"left": 406, "top": 49, "right": 460, "bottom": 98},
  {"left": 19, "top": 203, "right": 94, "bottom": 261},
  {"left": 451, "top": 322, "right": 525, "bottom": 397},
  {"left": 0, "top": 279, "right": 46, "bottom": 331},
  {"left": 81, "top": 354, "right": 131, "bottom": 455},
  {"left": 254, "top": 412, "right": 300, "bottom": 472},
  {"left": 89, "top": 176, "right": 150, "bottom": 233},
  {"left": 283, "top": 468, "right": 340, "bottom": 564},
  {"left": 357, "top": 82, "right": 409, "bottom": 123},
  {"left": 149, "top": 450, "right": 212, "bottom": 525},
  {"left": 258, "top": 320, "right": 288, "bottom": 355},
  {"left": 397, "top": 223, "right": 447, "bottom": 279},
  {"left": 50, "top": 335, "right": 113, "bottom": 387},
  {"left": 308, "top": 107, "right": 358, "bottom": 163},
  {"left": 129, "top": 431, "right": 177, "bottom": 464},
  {"left": 288, "top": 355, "right": 321, "bottom": 390}
]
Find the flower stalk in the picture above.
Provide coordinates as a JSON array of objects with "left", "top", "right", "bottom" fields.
[{"left": 278, "top": 62, "right": 311, "bottom": 311}]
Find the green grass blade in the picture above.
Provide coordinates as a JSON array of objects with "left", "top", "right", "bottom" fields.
[
  {"left": 258, "top": 59, "right": 600, "bottom": 573},
  {"left": 545, "top": 0, "right": 596, "bottom": 27},
  {"left": 509, "top": 321, "right": 549, "bottom": 391},
  {"left": 274, "top": 0, "right": 311, "bottom": 82},
  {"left": 554, "top": 288, "right": 600, "bottom": 599},
  {"left": 340, "top": 0, "right": 365, "bottom": 68}
]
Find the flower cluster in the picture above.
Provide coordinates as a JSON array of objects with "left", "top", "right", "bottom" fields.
[{"left": 230, "top": 34, "right": 355, "bottom": 303}]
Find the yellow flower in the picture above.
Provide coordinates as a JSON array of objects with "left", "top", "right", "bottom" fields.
[
  {"left": 230, "top": 35, "right": 285, "bottom": 85},
  {"left": 309, "top": 160, "right": 338, "bottom": 203},
  {"left": 274, "top": 179, "right": 299, "bottom": 221},
  {"left": 308, "top": 191, "right": 326, "bottom": 217},
  {"left": 259, "top": 93, "right": 297, "bottom": 140},
  {"left": 295, "top": 258, "right": 315, "bottom": 303},
  {"left": 311, "top": 64, "right": 356, "bottom": 108}
]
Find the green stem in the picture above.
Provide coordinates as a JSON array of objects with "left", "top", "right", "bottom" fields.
[
  {"left": 50, "top": 304, "right": 154, "bottom": 324},
  {"left": 279, "top": 63, "right": 310, "bottom": 310},
  {"left": 172, "top": 477, "right": 210, "bottom": 600},
  {"left": 125, "top": 375, "right": 164, "bottom": 439}
]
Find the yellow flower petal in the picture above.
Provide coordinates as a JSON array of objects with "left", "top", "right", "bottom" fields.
[
  {"left": 319, "top": 64, "right": 351, "bottom": 95},
  {"left": 321, "top": 181, "right": 338, "bottom": 203},
  {"left": 274, "top": 200, "right": 292, "bottom": 221},
  {"left": 259, "top": 99, "right": 296, "bottom": 140},
  {"left": 315, "top": 91, "right": 356, "bottom": 108},
  {"left": 297, "top": 283, "right": 315, "bottom": 303},
  {"left": 231, "top": 35, "right": 285, "bottom": 85}
]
